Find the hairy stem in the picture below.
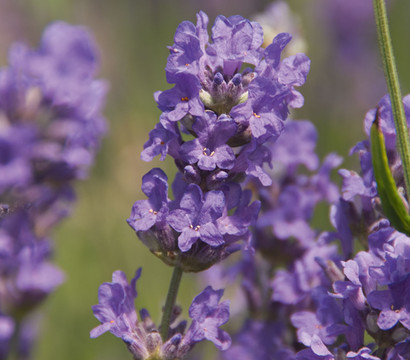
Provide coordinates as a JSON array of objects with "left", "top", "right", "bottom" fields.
[
  {"left": 159, "top": 265, "right": 183, "bottom": 342},
  {"left": 373, "top": 0, "right": 410, "bottom": 204}
]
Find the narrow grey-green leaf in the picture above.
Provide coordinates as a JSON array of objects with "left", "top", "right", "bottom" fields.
[{"left": 371, "top": 108, "right": 410, "bottom": 236}]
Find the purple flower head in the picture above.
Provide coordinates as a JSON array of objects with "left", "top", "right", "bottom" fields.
[
  {"left": 167, "top": 184, "right": 225, "bottom": 252},
  {"left": 0, "top": 21, "right": 107, "bottom": 202},
  {"left": 157, "top": 11, "right": 310, "bottom": 158},
  {"left": 0, "top": 21, "right": 108, "bottom": 360},
  {"left": 91, "top": 271, "right": 231, "bottom": 358},
  {"left": 184, "top": 286, "right": 231, "bottom": 351},
  {"left": 25, "top": 22, "right": 103, "bottom": 107},
  {"left": 129, "top": 173, "right": 252, "bottom": 272},
  {"left": 91, "top": 269, "right": 182, "bottom": 359}
]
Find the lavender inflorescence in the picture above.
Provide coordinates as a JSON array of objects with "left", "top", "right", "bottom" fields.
[
  {"left": 128, "top": 11, "right": 310, "bottom": 272},
  {"left": 0, "top": 22, "right": 107, "bottom": 359},
  {"left": 91, "top": 10, "right": 311, "bottom": 360}
]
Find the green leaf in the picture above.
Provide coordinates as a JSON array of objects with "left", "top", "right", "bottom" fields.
[{"left": 371, "top": 108, "right": 410, "bottom": 236}]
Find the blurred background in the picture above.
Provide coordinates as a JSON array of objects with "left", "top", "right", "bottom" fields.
[{"left": 1, "top": 0, "right": 410, "bottom": 359}]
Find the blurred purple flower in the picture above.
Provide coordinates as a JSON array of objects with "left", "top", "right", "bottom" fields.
[{"left": 0, "top": 315, "right": 14, "bottom": 360}]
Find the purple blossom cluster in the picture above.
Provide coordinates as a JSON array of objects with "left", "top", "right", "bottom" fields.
[
  {"left": 217, "top": 97, "right": 410, "bottom": 360},
  {"left": 128, "top": 11, "right": 310, "bottom": 272},
  {"left": 91, "top": 269, "right": 231, "bottom": 359},
  {"left": 92, "top": 10, "right": 311, "bottom": 360},
  {"left": 0, "top": 22, "right": 107, "bottom": 358}
]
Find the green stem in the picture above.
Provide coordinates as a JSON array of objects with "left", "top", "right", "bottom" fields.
[
  {"left": 373, "top": 0, "right": 410, "bottom": 204},
  {"left": 159, "top": 266, "right": 183, "bottom": 342}
]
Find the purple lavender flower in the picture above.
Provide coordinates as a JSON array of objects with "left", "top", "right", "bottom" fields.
[
  {"left": 127, "top": 168, "right": 170, "bottom": 232},
  {"left": 141, "top": 123, "right": 180, "bottom": 162},
  {"left": 0, "top": 21, "right": 107, "bottom": 197},
  {"left": 184, "top": 286, "right": 231, "bottom": 351},
  {"left": 128, "top": 171, "right": 259, "bottom": 272},
  {"left": 180, "top": 113, "right": 236, "bottom": 171},
  {"left": 157, "top": 73, "right": 204, "bottom": 124},
  {"left": 367, "top": 278, "right": 410, "bottom": 331},
  {"left": 144, "top": 11, "right": 310, "bottom": 190},
  {"left": 0, "top": 21, "right": 107, "bottom": 359},
  {"left": 91, "top": 270, "right": 231, "bottom": 358},
  {"left": 167, "top": 184, "right": 225, "bottom": 252},
  {"left": 90, "top": 269, "right": 141, "bottom": 340}
]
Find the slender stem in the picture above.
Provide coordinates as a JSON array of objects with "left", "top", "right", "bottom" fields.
[
  {"left": 373, "top": 0, "right": 410, "bottom": 204},
  {"left": 159, "top": 266, "right": 183, "bottom": 342}
]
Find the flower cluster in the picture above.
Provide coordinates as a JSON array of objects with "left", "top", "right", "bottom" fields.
[
  {"left": 217, "top": 97, "right": 410, "bottom": 360},
  {"left": 0, "top": 22, "right": 107, "bottom": 358},
  {"left": 92, "top": 9, "right": 311, "bottom": 360},
  {"left": 128, "top": 11, "right": 310, "bottom": 272},
  {"left": 91, "top": 269, "right": 231, "bottom": 360}
]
